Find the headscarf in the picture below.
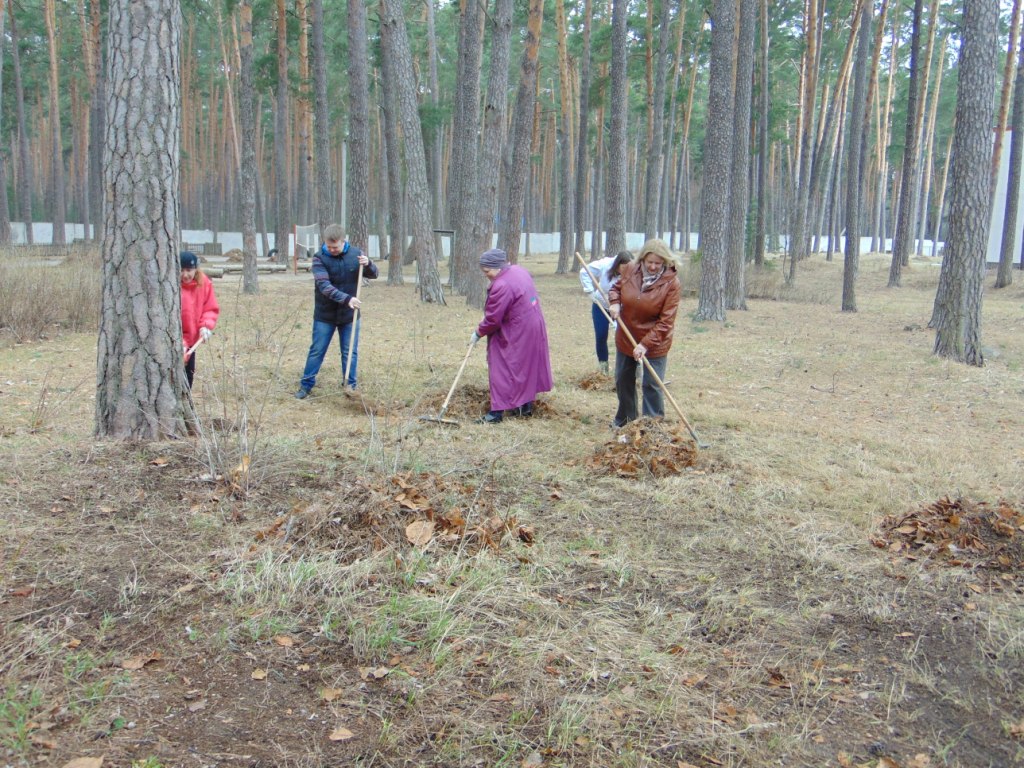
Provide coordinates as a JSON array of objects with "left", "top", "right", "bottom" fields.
[{"left": 479, "top": 248, "right": 509, "bottom": 269}]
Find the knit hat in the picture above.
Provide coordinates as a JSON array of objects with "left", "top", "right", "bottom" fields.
[
  {"left": 479, "top": 248, "right": 509, "bottom": 269},
  {"left": 180, "top": 251, "right": 199, "bottom": 269}
]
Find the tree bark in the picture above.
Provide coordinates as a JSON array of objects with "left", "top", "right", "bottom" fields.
[
  {"left": 573, "top": 0, "right": 593, "bottom": 258},
  {"left": 554, "top": 0, "right": 575, "bottom": 274},
  {"left": 726, "top": 0, "right": 756, "bottom": 310},
  {"left": 347, "top": 0, "right": 370, "bottom": 250},
  {"left": 96, "top": 0, "right": 188, "bottom": 439},
  {"left": 380, "top": 0, "right": 444, "bottom": 302},
  {"left": 466, "top": 0, "right": 513, "bottom": 307},
  {"left": 932, "top": 0, "right": 997, "bottom": 365},
  {"left": 888, "top": 0, "right": 924, "bottom": 285},
  {"left": 43, "top": 0, "right": 66, "bottom": 244},
  {"left": 448, "top": 0, "right": 483, "bottom": 291},
  {"left": 996, "top": 29, "right": 1024, "bottom": 288},
  {"left": 643, "top": 0, "right": 671, "bottom": 242},
  {"left": 240, "top": 1, "right": 259, "bottom": 294},
  {"left": 753, "top": 0, "right": 769, "bottom": 266},
  {"left": 498, "top": 0, "right": 544, "bottom": 262},
  {"left": 843, "top": 0, "right": 872, "bottom": 312},
  {"left": 603, "top": 0, "right": 629, "bottom": 256},
  {"left": 695, "top": 0, "right": 736, "bottom": 322},
  {"left": 274, "top": 0, "right": 290, "bottom": 263},
  {"left": 311, "top": 0, "right": 333, "bottom": 234},
  {"left": 7, "top": 0, "right": 32, "bottom": 243}
]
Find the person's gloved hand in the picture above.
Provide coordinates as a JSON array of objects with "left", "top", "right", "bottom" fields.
[
  {"left": 471, "top": 330, "right": 481, "bottom": 344},
  {"left": 200, "top": 327, "right": 213, "bottom": 342}
]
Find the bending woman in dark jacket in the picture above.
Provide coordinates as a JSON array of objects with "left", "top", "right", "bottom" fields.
[{"left": 607, "top": 238, "right": 681, "bottom": 427}]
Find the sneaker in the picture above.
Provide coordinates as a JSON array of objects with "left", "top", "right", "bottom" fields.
[
  {"left": 295, "top": 388, "right": 310, "bottom": 400},
  {"left": 475, "top": 410, "right": 504, "bottom": 424},
  {"left": 599, "top": 361, "right": 609, "bottom": 375}
]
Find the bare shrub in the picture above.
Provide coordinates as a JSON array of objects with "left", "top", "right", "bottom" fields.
[{"left": 0, "top": 245, "right": 101, "bottom": 341}]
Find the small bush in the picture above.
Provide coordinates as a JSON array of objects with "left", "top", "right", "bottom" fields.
[{"left": 0, "top": 245, "right": 101, "bottom": 341}]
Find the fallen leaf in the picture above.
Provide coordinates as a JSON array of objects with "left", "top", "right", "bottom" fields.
[
  {"left": 121, "top": 651, "right": 162, "bottom": 670},
  {"left": 186, "top": 700, "right": 207, "bottom": 713},
  {"left": 964, "top": 602, "right": 978, "bottom": 611},
  {"left": 405, "top": 520, "right": 434, "bottom": 547},
  {"left": 321, "top": 688, "right": 343, "bottom": 702},
  {"left": 521, "top": 751, "right": 543, "bottom": 767},
  {"left": 877, "top": 758, "right": 900, "bottom": 768},
  {"left": 297, "top": 663, "right": 310, "bottom": 671},
  {"left": 150, "top": 456, "right": 170, "bottom": 466},
  {"left": 358, "top": 666, "right": 390, "bottom": 681},
  {"left": 906, "top": 754, "right": 932, "bottom": 768},
  {"left": 65, "top": 638, "right": 82, "bottom": 649},
  {"left": 10, "top": 586, "right": 34, "bottom": 597},
  {"left": 328, "top": 726, "right": 354, "bottom": 741},
  {"left": 273, "top": 635, "right": 295, "bottom": 647},
  {"left": 894, "top": 632, "right": 915, "bottom": 638},
  {"left": 1010, "top": 719, "right": 1024, "bottom": 740},
  {"left": 488, "top": 692, "right": 513, "bottom": 702},
  {"left": 251, "top": 668, "right": 268, "bottom": 680},
  {"left": 967, "top": 583, "right": 984, "bottom": 594},
  {"left": 61, "top": 759, "right": 104, "bottom": 768}
]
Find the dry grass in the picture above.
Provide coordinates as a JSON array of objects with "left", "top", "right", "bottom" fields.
[{"left": 0, "top": 248, "right": 1023, "bottom": 767}]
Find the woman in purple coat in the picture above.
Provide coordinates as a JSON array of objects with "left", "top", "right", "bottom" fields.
[{"left": 472, "top": 249, "right": 553, "bottom": 424}]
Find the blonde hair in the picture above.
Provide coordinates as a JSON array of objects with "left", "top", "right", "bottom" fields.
[{"left": 639, "top": 238, "right": 678, "bottom": 269}]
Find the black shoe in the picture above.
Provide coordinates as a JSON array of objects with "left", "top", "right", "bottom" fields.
[
  {"left": 510, "top": 401, "right": 533, "bottom": 418},
  {"left": 475, "top": 410, "right": 504, "bottom": 424},
  {"left": 295, "top": 388, "right": 310, "bottom": 400}
]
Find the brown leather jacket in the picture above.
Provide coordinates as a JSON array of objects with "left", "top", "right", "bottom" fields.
[{"left": 608, "top": 261, "right": 681, "bottom": 358}]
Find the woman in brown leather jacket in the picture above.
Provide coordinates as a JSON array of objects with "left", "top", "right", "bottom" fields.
[{"left": 608, "top": 238, "right": 681, "bottom": 427}]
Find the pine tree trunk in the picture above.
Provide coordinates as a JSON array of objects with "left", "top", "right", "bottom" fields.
[
  {"left": 888, "top": 0, "right": 924, "bottom": 285},
  {"left": 843, "top": 0, "right": 871, "bottom": 312},
  {"left": 380, "top": 0, "right": 444, "bottom": 302},
  {"left": 603, "top": 0, "right": 629, "bottom": 256},
  {"left": 310, "top": 0, "right": 332, "bottom": 234},
  {"left": 274, "top": 0, "right": 290, "bottom": 263},
  {"left": 448, "top": 0, "right": 483, "bottom": 291},
  {"left": 498, "top": 0, "right": 544, "bottom": 262},
  {"left": 995, "top": 30, "right": 1024, "bottom": 288},
  {"left": 932, "top": 0, "right": 997, "bottom": 365},
  {"left": 379, "top": 47, "right": 405, "bottom": 286},
  {"left": 695, "top": 0, "right": 736, "bottom": 321},
  {"left": 240, "top": 1, "right": 259, "bottom": 294},
  {"left": 7, "top": 0, "right": 32, "bottom": 243},
  {"left": 573, "top": 0, "right": 593, "bottom": 258},
  {"left": 44, "top": 0, "right": 66, "bottom": 244},
  {"left": 96, "top": 0, "right": 189, "bottom": 439},
  {"left": 465, "top": 0, "right": 513, "bottom": 307},
  {"left": 347, "top": 0, "right": 370, "bottom": 250},
  {"left": 726, "top": 0, "right": 756, "bottom": 310},
  {"left": 642, "top": 0, "right": 671, "bottom": 242},
  {"left": 554, "top": 0, "right": 574, "bottom": 274},
  {"left": 753, "top": 0, "right": 769, "bottom": 266}
]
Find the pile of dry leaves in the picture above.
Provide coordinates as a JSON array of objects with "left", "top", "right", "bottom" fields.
[
  {"left": 872, "top": 496, "right": 1024, "bottom": 581},
  {"left": 585, "top": 418, "right": 698, "bottom": 478},
  {"left": 576, "top": 371, "right": 614, "bottom": 391},
  {"left": 253, "top": 471, "right": 533, "bottom": 559}
]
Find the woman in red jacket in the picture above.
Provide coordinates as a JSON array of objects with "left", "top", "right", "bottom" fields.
[
  {"left": 608, "top": 239, "right": 680, "bottom": 427},
  {"left": 180, "top": 251, "right": 220, "bottom": 388}
]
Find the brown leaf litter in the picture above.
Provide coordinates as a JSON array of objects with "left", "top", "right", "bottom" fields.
[
  {"left": 252, "top": 471, "right": 531, "bottom": 558},
  {"left": 872, "top": 496, "right": 1024, "bottom": 583},
  {"left": 585, "top": 418, "right": 699, "bottom": 477}
]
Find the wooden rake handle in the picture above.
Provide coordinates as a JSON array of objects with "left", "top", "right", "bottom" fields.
[
  {"left": 575, "top": 251, "right": 706, "bottom": 447},
  {"left": 437, "top": 337, "right": 478, "bottom": 420},
  {"left": 343, "top": 260, "right": 365, "bottom": 387}
]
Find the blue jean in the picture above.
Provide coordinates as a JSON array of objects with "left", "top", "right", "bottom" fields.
[
  {"left": 300, "top": 318, "right": 360, "bottom": 391},
  {"left": 591, "top": 303, "right": 611, "bottom": 363},
  {"left": 614, "top": 351, "right": 668, "bottom": 426}
]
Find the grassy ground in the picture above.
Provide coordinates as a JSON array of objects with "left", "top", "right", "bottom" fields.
[{"left": 1, "top": 248, "right": 1022, "bottom": 768}]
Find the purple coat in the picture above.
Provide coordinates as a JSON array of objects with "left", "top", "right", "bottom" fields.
[{"left": 477, "top": 265, "right": 553, "bottom": 410}]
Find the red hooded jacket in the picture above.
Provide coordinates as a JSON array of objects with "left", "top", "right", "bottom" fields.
[{"left": 181, "top": 273, "right": 220, "bottom": 349}]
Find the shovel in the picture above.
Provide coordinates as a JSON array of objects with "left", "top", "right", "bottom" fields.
[
  {"left": 420, "top": 337, "right": 479, "bottom": 426},
  {"left": 576, "top": 252, "right": 708, "bottom": 449}
]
